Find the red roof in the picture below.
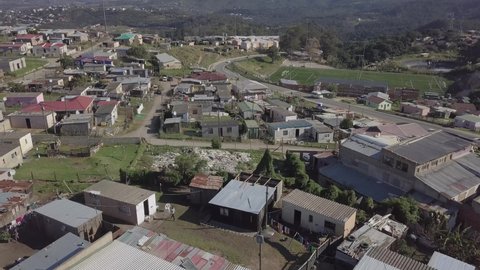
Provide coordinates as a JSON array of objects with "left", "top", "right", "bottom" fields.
[
  {"left": 451, "top": 103, "right": 478, "bottom": 116},
  {"left": 189, "top": 72, "right": 227, "bottom": 82},
  {"left": 15, "top": 34, "right": 42, "bottom": 40},
  {"left": 22, "top": 96, "right": 93, "bottom": 113},
  {"left": 189, "top": 174, "right": 223, "bottom": 190},
  {"left": 39, "top": 42, "right": 65, "bottom": 48}
]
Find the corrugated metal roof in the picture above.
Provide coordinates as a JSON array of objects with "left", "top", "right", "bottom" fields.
[
  {"left": 354, "top": 247, "right": 434, "bottom": 270},
  {"left": 189, "top": 174, "right": 223, "bottom": 190},
  {"left": 282, "top": 189, "right": 356, "bottom": 222},
  {"left": 427, "top": 251, "right": 476, "bottom": 270},
  {"left": 416, "top": 153, "right": 480, "bottom": 200},
  {"left": 385, "top": 131, "right": 472, "bottom": 164},
  {"left": 456, "top": 114, "right": 480, "bottom": 123},
  {"left": 84, "top": 180, "right": 155, "bottom": 205},
  {"left": 34, "top": 199, "right": 101, "bottom": 228},
  {"left": 12, "top": 233, "right": 90, "bottom": 270},
  {"left": 341, "top": 134, "right": 396, "bottom": 160},
  {"left": 208, "top": 180, "right": 275, "bottom": 215},
  {"left": 155, "top": 53, "right": 180, "bottom": 64},
  {"left": 71, "top": 240, "right": 183, "bottom": 270}
]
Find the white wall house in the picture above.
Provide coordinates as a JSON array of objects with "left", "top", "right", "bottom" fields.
[
  {"left": 454, "top": 114, "right": 480, "bottom": 132},
  {"left": 84, "top": 180, "right": 157, "bottom": 225}
]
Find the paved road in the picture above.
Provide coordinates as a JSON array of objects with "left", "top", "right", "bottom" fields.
[{"left": 213, "top": 59, "right": 480, "bottom": 141}]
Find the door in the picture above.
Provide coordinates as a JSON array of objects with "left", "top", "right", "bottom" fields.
[
  {"left": 294, "top": 210, "right": 301, "bottom": 227},
  {"left": 25, "top": 118, "right": 31, "bottom": 129},
  {"left": 295, "top": 129, "right": 300, "bottom": 138},
  {"left": 143, "top": 200, "right": 149, "bottom": 216}
]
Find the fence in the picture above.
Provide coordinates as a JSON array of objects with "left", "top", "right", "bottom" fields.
[
  {"left": 32, "top": 134, "right": 142, "bottom": 146},
  {"left": 296, "top": 236, "right": 339, "bottom": 270}
]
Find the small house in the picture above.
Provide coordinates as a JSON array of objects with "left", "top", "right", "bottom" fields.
[
  {"left": 189, "top": 174, "right": 223, "bottom": 205},
  {"left": 0, "top": 57, "right": 27, "bottom": 73},
  {"left": 0, "top": 143, "right": 23, "bottom": 169},
  {"left": 269, "top": 107, "right": 297, "bottom": 122},
  {"left": 400, "top": 102, "right": 430, "bottom": 116},
  {"left": 0, "top": 131, "right": 33, "bottom": 156},
  {"left": 84, "top": 180, "right": 157, "bottom": 225},
  {"left": 267, "top": 119, "right": 312, "bottom": 143},
  {"left": 366, "top": 96, "right": 392, "bottom": 110},
  {"left": 94, "top": 101, "right": 118, "bottom": 126},
  {"left": 281, "top": 189, "right": 356, "bottom": 237},
  {"left": 454, "top": 114, "right": 480, "bottom": 132},
  {"left": 60, "top": 114, "right": 94, "bottom": 136},
  {"left": 32, "top": 199, "right": 103, "bottom": 241},
  {"left": 4, "top": 92, "right": 44, "bottom": 107},
  {"left": 163, "top": 117, "right": 182, "bottom": 133},
  {"left": 155, "top": 53, "right": 182, "bottom": 69},
  {"left": 238, "top": 101, "right": 263, "bottom": 120},
  {"left": 244, "top": 119, "right": 260, "bottom": 139},
  {"left": 8, "top": 111, "right": 56, "bottom": 129},
  {"left": 200, "top": 119, "right": 239, "bottom": 139},
  {"left": 32, "top": 42, "right": 67, "bottom": 58},
  {"left": 208, "top": 180, "right": 276, "bottom": 231}
]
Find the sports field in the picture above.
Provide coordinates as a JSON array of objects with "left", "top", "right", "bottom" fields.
[{"left": 270, "top": 66, "right": 451, "bottom": 93}]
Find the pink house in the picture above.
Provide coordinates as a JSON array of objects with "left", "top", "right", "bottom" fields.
[{"left": 5, "top": 92, "right": 44, "bottom": 107}]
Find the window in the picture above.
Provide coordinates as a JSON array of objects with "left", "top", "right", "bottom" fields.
[
  {"left": 208, "top": 128, "right": 214, "bottom": 134},
  {"left": 308, "top": 215, "right": 313, "bottom": 223},
  {"left": 220, "top": 208, "right": 229, "bottom": 216},
  {"left": 226, "top": 127, "right": 232, "bottom": 133},
  {"left": 324, "top": 221, "right": 336, "bottom": 231},
  {"left": 283, "top": 130, "right": 288, "bottom": 136},
  {"left": 383, "top": 156, "right": 394, "bottom": 167}
]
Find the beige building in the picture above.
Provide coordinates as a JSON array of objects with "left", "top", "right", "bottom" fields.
[
  {"left": 8, "top": 111, "right": 56, "bottom": 129},
  {"left": 400, "top": 102, "right": 431, "bottom": 116},
  {"left": 0, "top": 131, "right": 33, "bottom": 156},
  {"left": 281, "top": 189, "right": 356, "bottom": 237},
  {"left": 0, "top": 57, "right": 27, "bottom": 72},
  {"left": 0, "top": 143, "right": 23, "bottom": 169},
  {"left": 84, "top": 180, "right": 157, "bottom": 225}
]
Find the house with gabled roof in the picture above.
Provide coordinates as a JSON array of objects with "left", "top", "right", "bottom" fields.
[{"left": 366, "top": 96, "right": 392, "bottom": 110}]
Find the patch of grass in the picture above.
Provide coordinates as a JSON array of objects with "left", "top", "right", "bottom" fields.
[
  {"left": 11, "top": 57, "right": 48, "bottom": 77},
  {"left": 15, "top": 144, "right": 142, "bottom": 194},
  {"left": 270, "top": 66, "right": 451, "bottom": 94},
  {"left": 231, "top": 56, "right": 284, "bottom": 78}
]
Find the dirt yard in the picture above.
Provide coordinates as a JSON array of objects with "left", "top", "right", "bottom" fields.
[{"left": 0, "top": 241, "right": 36, "bottom": 269}]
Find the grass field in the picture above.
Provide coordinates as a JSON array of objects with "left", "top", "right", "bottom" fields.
[
  {"left": 270, "top": 66, "right": 451, "bottom": 93},
  {"left": 230, "top": 56, "right": 283, "bottom": 79},
  {"left": 15, "top": 144, "right": 141, "bottom": 194}
]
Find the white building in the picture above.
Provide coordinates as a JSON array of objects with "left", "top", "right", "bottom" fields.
[
  {"left": 454, "top": 114, "right": 480, "bottom": 132},
  {"left": 84, "top": 180, "right": 157, "bottom": 225}
]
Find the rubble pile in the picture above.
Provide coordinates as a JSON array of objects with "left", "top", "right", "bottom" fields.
[{"left": 152, "top": 148, "right": 251, "bottom": 174}]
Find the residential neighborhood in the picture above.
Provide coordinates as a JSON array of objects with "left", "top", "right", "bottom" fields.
[{"left": 0, "top": 2, "right": 479, "bottom": 270}]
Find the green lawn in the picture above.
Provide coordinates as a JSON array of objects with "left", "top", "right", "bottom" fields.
[
  {"left": 15, "top": 144, "right": 141, "bottom": 194},
  {"left": 12, "top": 57, "right": 48, "bottom": 77},
  {"left": 270, "top": 66, "right": 451, "bottom": 94},
  {"left": 230, "top": 57, "right": 283, "bottom": 79}
]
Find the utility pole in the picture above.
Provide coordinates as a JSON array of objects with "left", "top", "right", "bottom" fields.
[{"left": 102, "top": 0, "right": 108, "bottom": 34}]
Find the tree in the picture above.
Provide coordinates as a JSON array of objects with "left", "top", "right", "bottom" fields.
[
  {"left": 67, "top": 75, "right": 91, "bottom": 89},
  {"left": 360, "top": 197, "right": 375, "bottom": 213},
  {"left": 434, "top": 227, "right": 480, "bottom": 264},
  {"left": 57, "top": 56, "right": 74, "bottom": 69},
  {"left": 255, "top": 149, "right": 275, "bottom": 177},
  {"left": 321, "top": 185, "right": 340, "bottom": 201},
  {"left": 266, "top": 46, "right": 280, "bottom": 63},
  {"left": 340, "top": 118, "right": 353, "bottom": 129},
  {"left": 7, "top": 82, "right": 25, "bottom": 92},
  {"left": 383, "top": 196, "right": 420, "bottom": 224},
  {"left": 127, "top": 46, "right": 149, "bottom": 59},
  {"left": 340, "top": 190, "right": 357, "bottom": 206},
  {"left": 211, "top": 138, "right": 222, "bottom": 149},
  {"left": 356, "top": 210, "right": 368, "bottom": 224},
  {"left": 167, "top": 153, "right": 207, "bottom": 185},
  {"left": 304, "top": 180, "right": 323, "bottom": 196}
]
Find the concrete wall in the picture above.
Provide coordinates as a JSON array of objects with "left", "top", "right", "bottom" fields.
[
  {"left": 281, "top": 201, "right": 356, "bottom": 237},
  {"left": 201, "top": 125, "right": 239, "bottom": 138},
  {"left": 0, "top": 145, "right": 23, "bottom": 169},
  {"left": 61, "top": 122, "right": 91, "bottom": 136},
  {"left": 1, "top": 133, "right": 33, "bottom": 156},
  {"left": 9, "top": 112, "right": 55, "bottom": 129},
  {"left": 0, "top": 57, "right": 26, "bottom": 72},
  {"left": 33, "top": 210, "right": 103, "bottom": 241},
  {"left": 271, "top": 126, "right": 310, "bottom": 143},
  {"left": 313, "top": 131, "right": 334, "bottom": 143}
]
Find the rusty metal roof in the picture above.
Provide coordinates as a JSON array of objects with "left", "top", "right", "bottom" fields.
[{"left": 189, "top": 174, "right": 223, "bottom": 190}]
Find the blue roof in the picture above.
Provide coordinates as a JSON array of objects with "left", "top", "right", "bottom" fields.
[
  {"left": 209, "top": 180, "right": 275, "bottom": 214},
  {"left": 12, "top": 233, "right": 90, "bottom": 270},
  {"left": 319, "top": 163, "right": 405, "bottom": 202},
  {"left": 267, "top": 119, "right": 312, "bottom": 130}
]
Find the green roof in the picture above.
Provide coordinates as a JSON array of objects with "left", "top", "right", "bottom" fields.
[{"left": 115, "top": 33, "right": 135, "bottom": 40}]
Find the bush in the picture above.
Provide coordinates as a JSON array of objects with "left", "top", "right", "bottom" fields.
[
  {"left": 383, "top": 196, "right": 420, "bottom": 224},
  {"left": 211, "top": 138, "right": 222, "bottom": 149}
]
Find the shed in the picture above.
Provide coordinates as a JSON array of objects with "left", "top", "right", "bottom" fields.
[
  {"left": 208, "top": 180, "right": 275, "bottom": 231},
  {"left": 281, "top": 189, "right": 356, "bottom": 237},
  {"left": 244, "top": 119, "right": 260, "bottom": 139},
  {"left": 84, "top": 180, "right": 157, "bottom": 225},
  {"left": 33, "top": 199, "right": 103, "bottom": 241},
  {"left": 189, "top": 174, "right": 224, "bottom": 205},
  {"left": 163, "top": 117, "right": 182, "bottom": 133}
]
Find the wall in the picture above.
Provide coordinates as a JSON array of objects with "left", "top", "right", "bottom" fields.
[
  {"left": 0, "top": 145, "right": 23, "bottom": 169},
  {"left": 4, "top": 133, "right": 33, "bottom": 156},
  {"left": 84, "top": 192, "right": 138, "bottom": 225},
  {"left": 271, "top": 126, "right": 310, "bottom": 143},
  {"left": 281, "top": 201, "right": 355, "bottom": 237},
  {"left": 202, "top": 125, "right": 239, "bottom": 138},
  {"left": 9, "top": 112, "right": 55, "bottom": 129},
  {"left": 61, "top": 122, "right": 90, "bottom": 136}
]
